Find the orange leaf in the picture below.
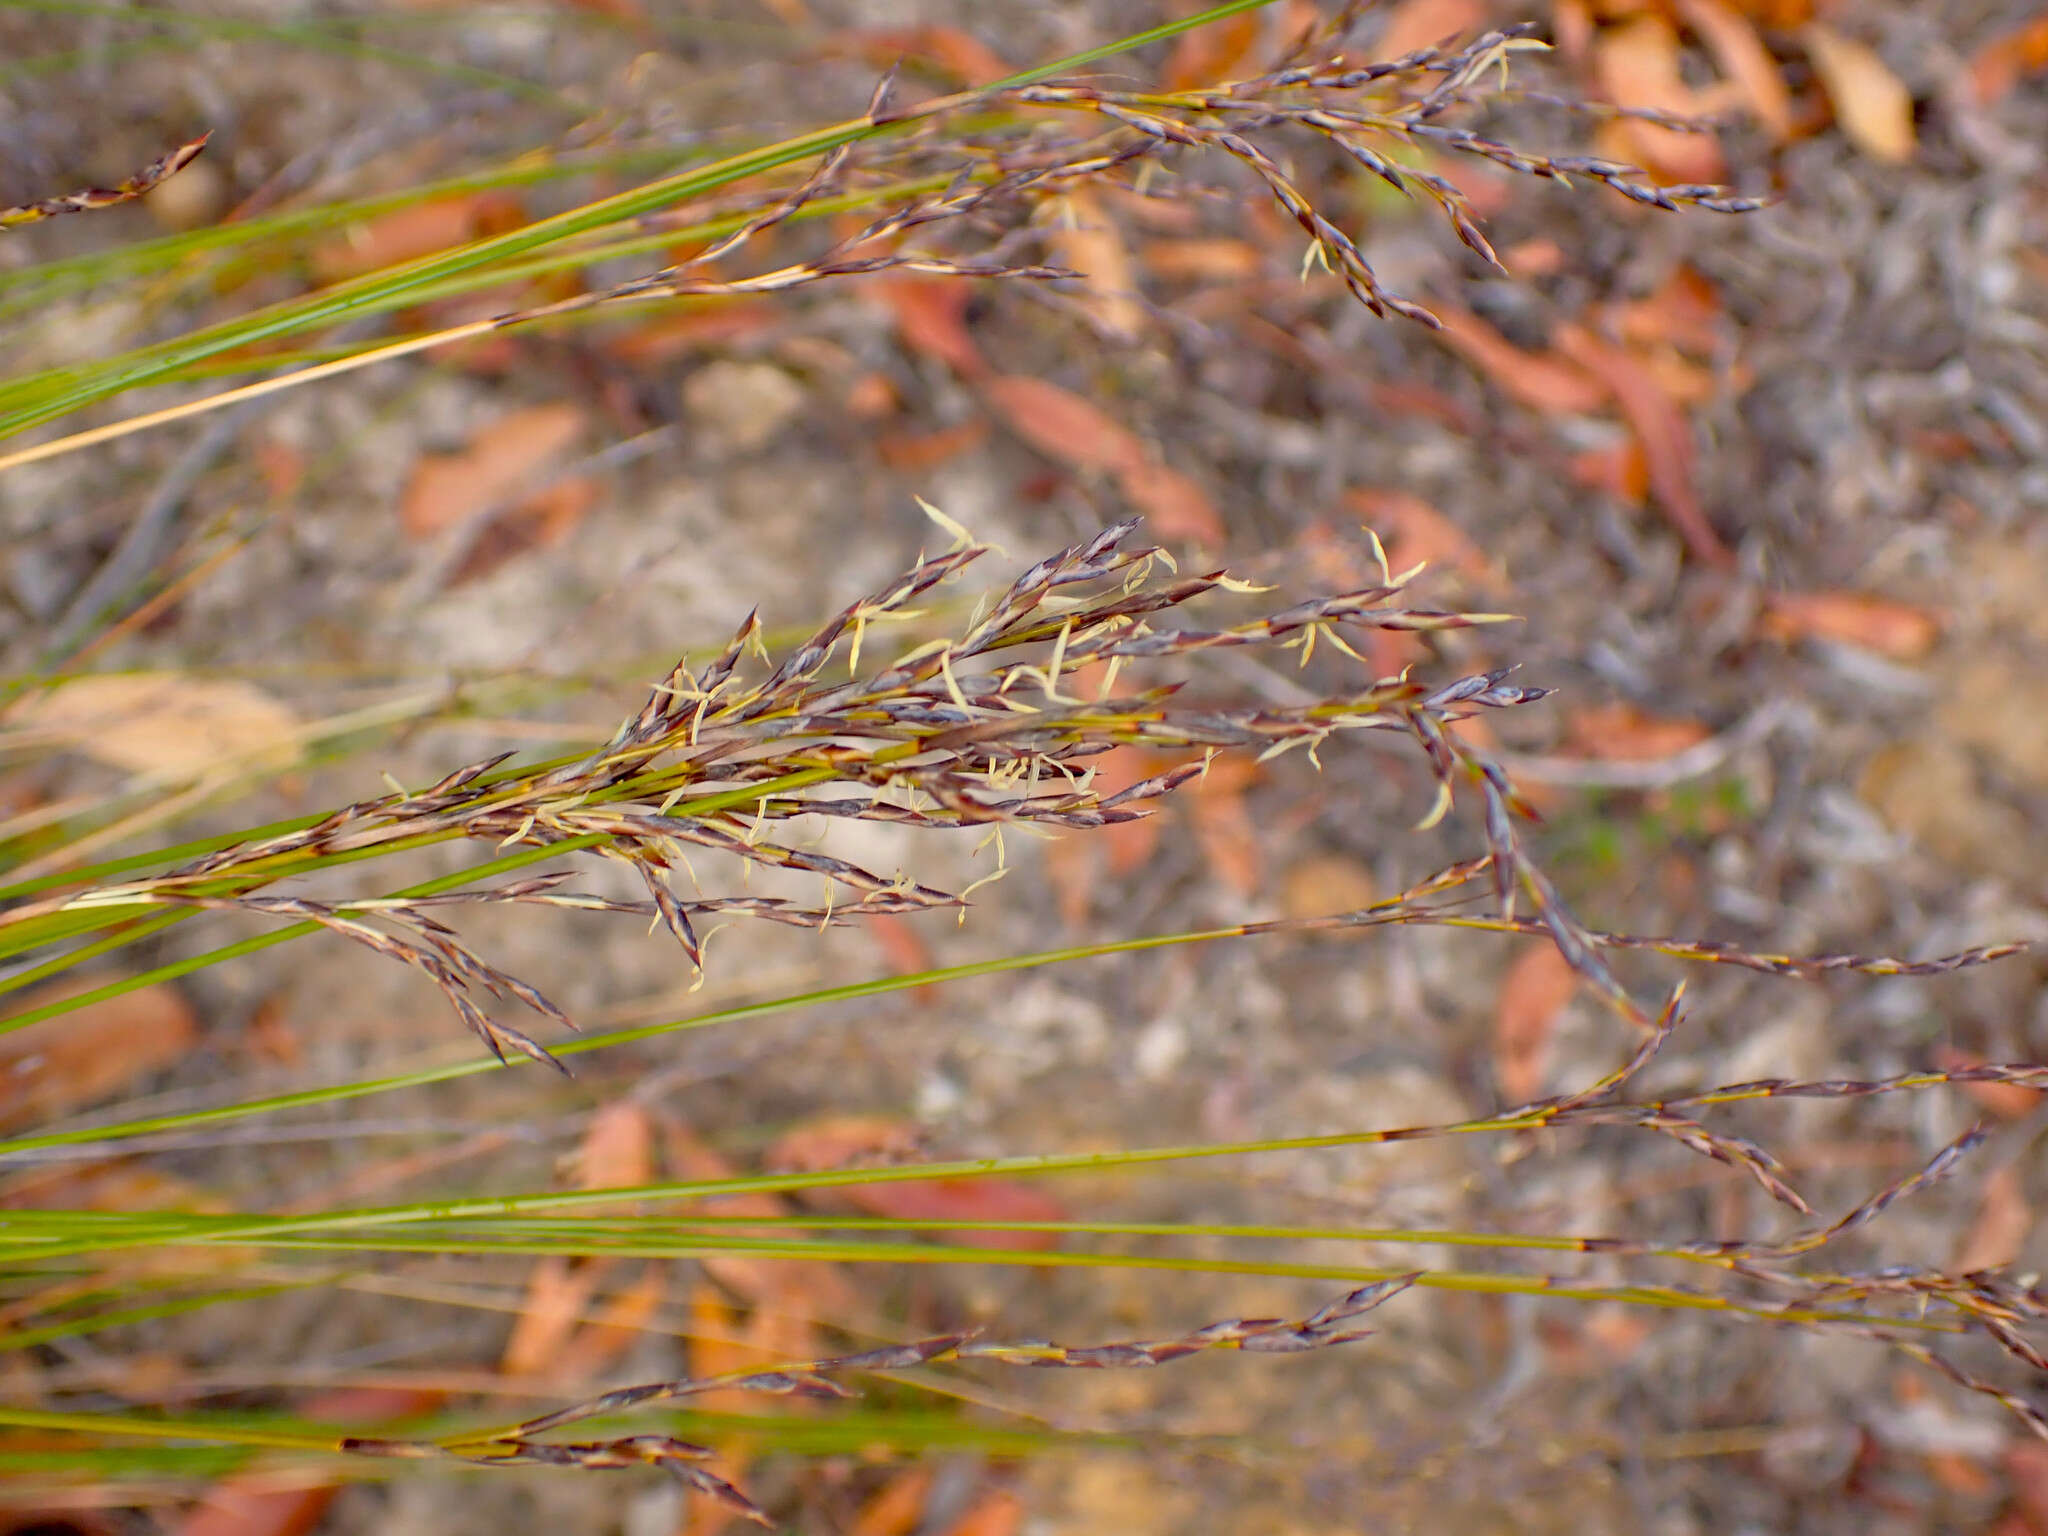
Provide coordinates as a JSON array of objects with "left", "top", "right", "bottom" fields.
[
  {"left": 851, "top": 1468, "right": 934, "bottom": 1536},
  {"left": 1953, "top": 1164, "right": 2031, "bottom": 1275},
  {"left": 0, "top": 980, "right": 197, "bottom": 1130},
  {"left": 1494, "top": 943, "right": 1577, "bottom": 1103},
  {"left": 500, "top": 1258, "right": 602, "bottom": 1377},
  {"left": 1564, "top": 703, "right": 1712, "bottom": 762},
  {"left": 766, "top": 1115, "right": 922, "bottom": 1174},
  {"left": 1047, "top": 189, "right": 1143, "bottom": 342},
  {"left": 311, "top": 192, "right": 524, "bottom": 283},
  {"left": 839, "top": 1177, "right": 1068, "bottom": 1251},
  {"left": 1567, "top": 439, "right": 1651, "bottom": 505},
  {"left": 1553, "top": 325, "right": 1733, "bottom": 568},
  {"left": 1593, "top": 15, "right": 1727, "bottom": 182},
  {"left": 938, "top": 1492, "right": 1025, "bottom": 1536},
  {"left": 175, "top": 1390, "right": 438, "bottom": 1536},
  {"left": 449, "top": 475, "right": 598, "bottom": 585},
  {"left": 1432, "top": 304, "right": 1611, "bottom": 415},
  {"left": 1138, "top": 238, "right": 1264, "bottom": 281},
  {"left": 554, "top": 1266, "right": 666, "bottom": 1382},
  {"left": 859, "top": 25, "right": 1010, "bottom": 87},
  {"left": 604, "top": 301, "right": 775, "bottom": 366},
  {"left": 1676, "top": 0, "right": 1794, "bottom": 139},
  {"left": 1611, "top": 264, "right": 1724, "bottom": 356},
  {"left": 399, "top": 403, "right": 588, "bottom": 539},
  {"left": 1161, "top": 9, "right": 1264, "bottom": 89},
  {"left": 882, "top": 278, "right": 987, "bottom": 378},
  {"left": 1116, "top": 457, "right": 1224, "bottom": 546},
  {"left": 1933, "top": 1047, "right": 2045, "bottom": 1122},
  {"left": 876, "top": 419, "right": 989, "bottom": 472},
  {"left": 980, "top": 375, "right": 1142, "bottom": 474},
  {"left": 1757, "top": 590, "right": 1940, "bottom": 660},
  {"left": 1969, "top": 14, "right": 2048, "bottom": 105},
  {"left": 578, "top": 1102, "right": 654, "bottom": 1190},
  {"left": 1374, "top": 0, "right": 1489, "bottom": 59},
  {"left": 1345, "top": 488, "right": 1496, "bottom": 587},
  {"left": 1803, "top": 22, "right": 1916, "bottom": 163}
]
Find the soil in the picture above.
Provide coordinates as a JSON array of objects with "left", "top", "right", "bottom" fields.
[{"left": 2, "top": 3, "right": 2047, "bottom": 1534}]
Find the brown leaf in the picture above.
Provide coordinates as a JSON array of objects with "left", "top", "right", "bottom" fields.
[
  {"left": 1612, "top": 265, "right": 1725, "bottom": 357},
  {"left": 1553, "top": 324, "right": 1733, "bottom": 568},
  {"left": 553, "top": 1265, "right": 666, "bottom": 1382},
  {"left": 1803, "top": 23, "right": 1916, "bottom": 163},
  {"left": 1189, "top": 753, "right": 1262, "bottom": 898},
  {"left": 1568, "top": 439, "right": 1651, "bottom": 505},
  {"left": 1495, "top": 943, "right": 1577, "bottom": 1103},
  {"left": 882, "top": 278, "right": 987, "bottom": 379},
  {"left": 766, "top": 1117, "right": 923, "bottom": 1182},
  {"left": 1593, "top": 15, "right": 1728, "bottom": 182},
  {"left": 1345, "top": 488, "right": 1496, "bottom": 587},
  {"left": 836, "top": 1177, "right": 1067, "bottom": 1252},
  {"left": 1432, "top": 304, "right": 1611, "bottom": 415},
  {"left": 603, "top": 301, "right": 775, "bottom": 366},
  {"left": 1161, "top": 9, "right": 1264, "bottom": 89},
  {"left": 856, "top": 25, "right": 1011, "bottom": 87},
  {"left": 1280, "top": 853, "right": 1377, "bottom": 924},
  {"left": 1138, "top": 238, "right": 1264, "bottom": 281},
  {"left": 850, "top": 1468, "right": 934, "bottom": 1536},
  {"left": 1953, "top": 1163, "right": 2030, "bottom": 1275},
  {"left": 1969, "top": 14, "right": 2048, "bottom": 105},
  {"left": 399, "top": 402, "right": 588, "bottom": 539},
  {"left": 1564, "top": 703, "right": 1713, "bottom": 762},
  {"left": 578, "top": 1102, "right": 654, "bottom": 1190},
  {"left": 1757, "top": 590, "right": 1940, "bottom": 660},
  {"left": 876, "top": 419, "right": 989, "bottom": 473},
  {"left": 1676, "top": 0, "right": 1794, "bottom": 139},
  {"left": 981, "top": 375, "right": 1142, "bottom": 474},
  {"left": 500, "top": 1257, "right": 602, "bottom": 1377},
  {"left": 0, "top": 980, "right": 198, "bottom": 1130},
  {"left": 450, "top": 475, "right": 598, "bottom": 585},
  {"left": 937, "top": 1492, "right": 1025, "bottom": 1536},
  {"left": 6, "top": 674, "right": 300, "bottom": 777},
  {"left": 1933, "top": 1047, "right": 2045, "bottom": 1122},
  {"left": 1374, "top": 0, "right": 1489, "bottom": 60},
  {"left": 1046, "top": 189, "right": 1143, "bottom": 342},
  {"left": 175, "top": 1389, "right": 438, "bottom": 1536},
  {"left": 1116, "top": 457, "right": 1224, "bottom": 546},
  {"left": 311, "top": 191, "right": 525, "bottom": 283}
]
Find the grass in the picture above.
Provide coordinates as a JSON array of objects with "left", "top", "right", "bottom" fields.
[{"left": 1, "top": 2, "right": 2041, "bottom": 1524}]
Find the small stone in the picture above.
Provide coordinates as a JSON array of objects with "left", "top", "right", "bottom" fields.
[{"left": 681, "top": 360, "right": 808, "bottom": 454}]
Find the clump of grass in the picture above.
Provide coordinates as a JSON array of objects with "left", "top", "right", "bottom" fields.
[{"left": 0, "top": 2, "right": 2040, "bottom": 1525}]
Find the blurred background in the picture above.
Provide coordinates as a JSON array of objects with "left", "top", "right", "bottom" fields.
[{"left": 1, "top": 1, "right": 2046, "bottom": 1532}]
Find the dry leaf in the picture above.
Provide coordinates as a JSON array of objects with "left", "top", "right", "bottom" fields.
[
  {"left": 858, "top": 25, "right": 1010, "bottom": 86},
  {"left": 1047, "top": 189, "right": 1143, "bottom": 342},
  {"left": 882, "top": 278, "right": 987, "bottom": 378},
  {"left": 1116, "top": 457, "right": 1224, "bottom": 546},
  {"left": 6, "top": 674, "right": 300, "bottom": 777},
  {"left": 835, "top": 1176, "right": 1067, "bottom": 1251},
  {"left": 1565, "top": 703, "right": 1713, "bottom": 761},
  {"left": 938, "top": 1492, "right": 1025, "bottom": 1536},
  {"left": 399, "top": 402, "right": 588, "bottom": 539},
  {"left": 604, "top": 301, "right": 775, "bottom": 366},
  {"left": 1594, "top": 15, "right": 1728, "bottom": 183},
  {"left": 1803, "top": 23, "right": 1916, "bottom": 163},
  {"left": 981, "top": 375, "right": 1141, "bottom": 473},
  {"left": 501, "top": 1258, "right": 602, "bottom": 1377},
  {"left": 1553, "top": 324, "right": 1733, "bottom": 568},
  {"left": 1568, "top": 439, "right": 1651, "bottom": 505},
  {"left": 1138, "top": 238, "right": 1264, "bottom": 281},
  {"left": 1613, "top": 264, "right": 1724, "bottom": 356},
  {"left": 766, "top": 1115, "right": 922, "bottom": 1174},
  {"left": 311, "top": 192, "right": 524, "bottom": 283},
  {"left": 1932, "top": 1047, "right": 2045, "bottom": 1122},
  {"left": 175, "top": 1389, "right": 438, "bottom": 1536},
  {"left": 1757, "top": 590, "right": 1940, "bottom": 659},
  {"left": 554, "top": 1266, "right": 666, "bottom": 1382},
  {"left": 578, "top": 1102, "right": 654, "bottom": 1190},
  {"left": 1495, "top": 943, "right": 1577, "bottom": 1103},
  {"left": 850, "top": 1468, "right": 934, "bottom": 1536},
  {"left": 876, "top": 419, "right": 989, "bottom": 472},
  {"left": 1968, "top": 14, "right": 2048, "bottom": 105},
  {"left": 450, "top": 475, "right": 598, "bottom": 585},
  {"left": 1953, "top": 1164, "right": 2031, "bottom": 1276},
  {"left": 1345, "top": 487, "right": 1496, "bottom": 587},
  {"left": 1432, "top": 304, "right": 1611, "bottom": 415},
  {"left": 1280, "top": 853, "right": 1377, "bottom": 924},
  {"left": 1189, "top": 753, "right": 1261, "bottom": 897},
  {"left": 1677, "top": 0, "right": 1794, "bottom": 139},
  {"left": 1374, "top": 0, "right": 1488, "bottom": 59},
  {"left": 1161, "top": 9, "right": 1264, "bottom": 89}
]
